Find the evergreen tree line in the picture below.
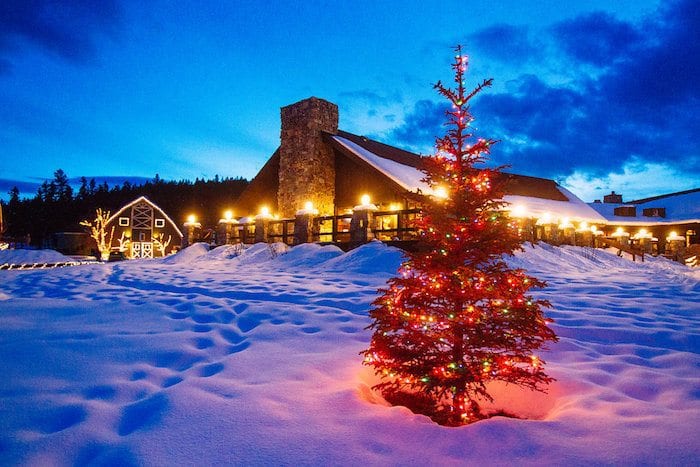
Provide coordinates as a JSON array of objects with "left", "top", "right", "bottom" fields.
[{"left": 1, "top": 169, "right": 249, "bottom": 247}]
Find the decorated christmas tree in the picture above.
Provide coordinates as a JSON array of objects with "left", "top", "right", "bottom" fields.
[{"left": 362, "top": 46, "right": 558, "bottom": 426}]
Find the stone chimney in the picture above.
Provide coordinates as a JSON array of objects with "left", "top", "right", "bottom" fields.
[{"left": 278, "top": 97, "right": 338, "bottom": 217}]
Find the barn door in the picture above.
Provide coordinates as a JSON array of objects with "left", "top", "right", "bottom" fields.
[
  {"left": 132, "top": 242, "right": 142, "bottom": 258},
  {"left": 141, "top": 242, "right": 153, "bottom": 258}
]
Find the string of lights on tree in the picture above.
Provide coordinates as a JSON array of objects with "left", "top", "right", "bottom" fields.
[{"left": 362, "top": 46, "right": 558, "bottom": 426}]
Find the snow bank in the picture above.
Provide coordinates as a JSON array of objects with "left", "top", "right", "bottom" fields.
[
  {"left": 321, "top": 240, "right": 405, "bottom": 275},
  {"left": 0, "top": 242, "right": 697, "bottom": 465},
  {"left": 0, "top": 248, "right": 71, "bottom": 264},
  {"left": 160, "top": 242, "right": 210, "bottom": 264}
]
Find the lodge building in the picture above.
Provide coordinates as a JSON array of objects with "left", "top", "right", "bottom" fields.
[{"left": 234, "top": 97, "right": 605, "bottom": 224}]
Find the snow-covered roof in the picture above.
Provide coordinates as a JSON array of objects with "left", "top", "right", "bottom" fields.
[
  {"left": 589, "top": 189, "right": 700, "bottom": 225},
  {"left": 332, "top": 135, "right": 607, "bottom": 223}
]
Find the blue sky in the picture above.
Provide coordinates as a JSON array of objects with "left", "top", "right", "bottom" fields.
[{"left": 1, "top": 0, "right": 698, "bottom": 202}]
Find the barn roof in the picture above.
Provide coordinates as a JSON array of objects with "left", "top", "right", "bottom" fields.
[
  {"left": 106, "top": 196, "right": 184, "bottom": 238},
  {"left": 329, "top": 131, "right": 606, "bottom": 222}
]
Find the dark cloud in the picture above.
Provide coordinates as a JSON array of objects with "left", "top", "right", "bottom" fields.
[
  {"left": 551, "top": 12, "right": 641, "bottom": 66},
  {"left": 606, "top": 0, "right": 700, "bottom": 110},
  {"left": 468, "top": 24, "right": 540, "bottom": 65},
  {"left": 0, "top": 0, "right": 121, "bottom": 73},
  {"left": 389, "top": 0, "right": 700, "bottom": 183},
  {"left": 388, "top": 99, "right": 444, "bottom": 153}
]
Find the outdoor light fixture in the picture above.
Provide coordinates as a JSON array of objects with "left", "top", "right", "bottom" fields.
[
  {"left": 434, "top": 186, "right": 448, "bottom": 199},
  {"left": 559, "top": 217, "right": 573, "bottom": 229},
  {"left": 510, "top": 204, "right": 527, "bottom": 218},
  {"left": 360, "top": 194, "right": 371, "bottom": 206},
  {"left": 537, "top": 212, "right": 553, "bottom": 225},
  {"left": 186, "top": 214, "right": 196, "bottom": 224},
  {"left": 224, "top": 210, "right": 233, "bottom": 221},
  {"left": 304, "top": 201, "right": 314, "bottom": 212},
  {"left": 260, "top": 206, "right": 270, "bottom": 216}
]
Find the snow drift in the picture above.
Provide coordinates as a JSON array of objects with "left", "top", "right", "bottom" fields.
[{"left": 0, "top": 242, "right": 698, "bottom": 465}]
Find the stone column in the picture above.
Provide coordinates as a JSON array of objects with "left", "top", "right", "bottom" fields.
[
  {"left": 514, "top": 217, "right": 535, "bottom": 243},
  {"left": 537, "top": 221, "right": 558, "bottom": 244},
  {"left": 294, "top": 206, "right": 318, "bottom": 245},
  {"left": 612, "top": 231, "right": 630, "bottom": 247},
  {"left": 575, "top": 229, "right": 593, "bottom": 247},
  {"left": 182, "top": 221, "right": 201, "bottom": 248},
  {"left": 666, "top": 234, "right": 686, "bottom": 260},
  {"left": 254, "top": 213, "right": 272, "bottom": 243},
  {"left": 637, "top": 236, "right": 652, "bottom": 253},
  {"left": 593, "top": 230, "right": 605, "bottom": 248},
  {"left": 218, "top": 219, "right": 239, "bottom": 245},
  {"left": 560, "top": 224, "right": 575, "bottom": 245},
  {"left": 350, "top": 203, "right": 377, "bottom": 244}
]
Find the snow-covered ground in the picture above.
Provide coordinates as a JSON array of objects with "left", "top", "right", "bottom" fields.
[
  {"left": 0, "top": 248, "right": 73, "bottom": 265},
  {"left": 0, "top": 242, "right": 698, "bottom": 465}
]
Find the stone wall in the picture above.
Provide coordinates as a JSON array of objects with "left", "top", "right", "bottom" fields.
[{"left": 278, "top": 97, "right": 338, "bottom": 217}]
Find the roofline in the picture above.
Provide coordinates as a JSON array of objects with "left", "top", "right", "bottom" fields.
[
  {"left": 324, "top": 134, "right": 413, "bottom": 195},
  {"left": 595, "top": 219, "right": 700, "bottom": 226},
  {"left": 628, "top": 187, "right": 700, "bottom": 204},
  {"left": 106, "top": 196, "right": 184, "bottom": 238}
]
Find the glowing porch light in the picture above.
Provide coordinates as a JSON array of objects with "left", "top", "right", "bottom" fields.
[
  {"left": 559, "top": 217, "right": 573, "bottom": 229},
  {"left": 510, "top": 204, "right": 527, "bottom": 218},
  {"left": 578, "top": 221, "right": 589, "bottom": 232},
  {"left": 360, "top": 194, "right": 371, "bottom": 206},
  {"left": 260, "top": 206, "right": 270, "bottom": 216},
  {"left": 537, "top": 212, "right": 553, "bottom": 225},
  {"left": 433, "top": 186, "right": 448, "bottom": 199},
  {"left": 612, "top": 227, "right": 628, "bottom": 237},
  {"left": 224, "top": 210, "right": 233, "bottom": 221},
  {"left": 304, "top": 201, "right": 314, "bottom": 212},
  {"left": 666, "top": 230, "right": 684, "bottom": 241},
  {"left": 186, "top": 214, "right": 196, "bottom": 224}
]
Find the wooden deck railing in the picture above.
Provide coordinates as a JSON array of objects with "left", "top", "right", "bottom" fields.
[{"left": 598, "top": 237, "right": 645, "bottom": 262}]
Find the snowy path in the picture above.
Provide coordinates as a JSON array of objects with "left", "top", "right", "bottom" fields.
[{"left": 0, "top": 242, "right": 698, "bottom": 465}]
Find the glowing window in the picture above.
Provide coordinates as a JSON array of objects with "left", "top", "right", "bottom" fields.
[
  {"left": 119, "top": 217, "right": 129, "bottom": 226},
  {"left": 155, "top": 218, "right": 165, "bottom": 228}
]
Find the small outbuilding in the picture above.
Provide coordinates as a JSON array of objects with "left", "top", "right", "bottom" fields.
[{"left": 105, "top": 196, "right": 183, "bottom": 258}]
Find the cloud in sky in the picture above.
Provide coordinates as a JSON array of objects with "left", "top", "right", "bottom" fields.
[
  {"left": 0, "top": 0, "right": 121, "bottom": 73},
  {"left": 387, "top": 0, "right": 699, "bottom": 198},
  {"left": 562, "top": 158, "right": 699, "bottom": 203}
]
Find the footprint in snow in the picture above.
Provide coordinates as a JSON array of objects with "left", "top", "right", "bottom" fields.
[
  {"left": 198, "top": 362, "right": 225, "bottom": 377},
  {"left": 75, "top": 442, "right": 139, "bottom": 467},
  {"left": 83, "top": 385, "right": 117, "bottom": 400},
  {"left": 192, "top": 337, "right": 215, "bottom": 349},
  {"left": 117, "top": 392, "right": 168, "bottom": 436},
  {"left": 33, "top": 404, "right": 87, "bottom": 434},
  {"left": 161, "top": 375, "right": 183, "bottom": 388}
]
